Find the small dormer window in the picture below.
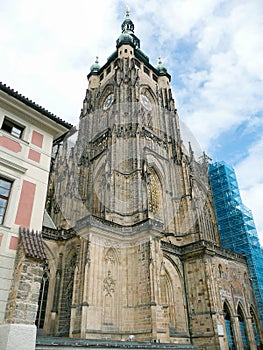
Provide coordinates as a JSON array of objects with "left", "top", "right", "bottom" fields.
[
  {"left": 106, "top": 66, "right": 111, "bottom": 75},
  {"left": 1, "top": 117, "right": 24, "bottom": 138},
  {"left": 143, "top": 66, "right": 150, "bottom": 76},
  {"left": 134, "top": 59, "right": 140, "bottom": 68}
]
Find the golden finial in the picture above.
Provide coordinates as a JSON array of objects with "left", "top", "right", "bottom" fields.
[{"left": 126, "top": 5, "right": 130, "bottom": 17}]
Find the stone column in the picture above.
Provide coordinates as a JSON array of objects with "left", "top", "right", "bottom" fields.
[{"left": 0, "top": 229, "right": 46, "bottom": 350}]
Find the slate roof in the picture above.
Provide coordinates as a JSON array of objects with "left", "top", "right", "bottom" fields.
[
  {"left": 0, "top": 81, "right": 72, "bottom": 129},
  {"left": 20, "top": 228, "right": 47, "bottom": 261}
]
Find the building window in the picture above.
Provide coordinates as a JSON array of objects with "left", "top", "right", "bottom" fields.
[
  {"left": 106, "top": 66, "right": 111, "bottom": 75},
  {"left": 223, "top": 302, "right": 236, "bottom": 350},
  {"left": 134, "top": 58, "right": 140, "bottom": 68},
  {"left": 36, "top": 264, "right": 50, "bottom": 329},
  {"left": 143, "top": 66, "right": 150, "bottom": 76},
  {"left": 153, "top": 74, "right": 158, "bottom": 82},
  {"left": 237, "top": 305, "right": 249, "bottom": 350},
  {"left": 250, "top": 306, "right": 260, "bottom": 347},
  {"left": 0, "top": 177, "right": 12, "bottom": 224},
  {"left": 1, "top": 117, "right": 24, "bottom": 138}
]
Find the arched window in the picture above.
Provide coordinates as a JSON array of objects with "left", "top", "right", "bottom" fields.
[
  {"left": 58, "top": 253, "right": 77, "bottom": 336},
  {"left": 218, "top": 264, "right": 223, "bottom": 278},
  {"left": 223, "top": 302, "right": 236, "bottom": 350},
  {"left": 159, "top": 258, "right": 188, "bottom": 335},
  {"left": 147, "top": 167, "right": 163, "bottom": 220},
  {"left": 237, "top": 304, "right": 249, "bottom": 350},
  {"left": 250, "top": 306, "right": 260, "bottom": 347},
  {"left": 35, "top": 263, "right": 50, "bottom": 329}
]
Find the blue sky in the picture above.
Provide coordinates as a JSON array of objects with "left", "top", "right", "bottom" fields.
[{"left": 0, "top": 0, "right": 262, "bottom": 244}]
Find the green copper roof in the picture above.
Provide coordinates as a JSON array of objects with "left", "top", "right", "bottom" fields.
[
  {"left": 156, "top": 57, "right": 168, "bottom": 74},
  {"left": 118, "top": 32, "right": 134, "bottom": 45},
  {"left": 121, "top": 7, "right": 134, "bottom": 34},
  {"left": 116, "top": 8, "right": 140, "bottom": 49},
  {"left": 90, "top": 56, "right": 100, "bottom": 73}
]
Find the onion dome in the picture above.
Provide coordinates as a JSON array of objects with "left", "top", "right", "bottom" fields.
[
  {"left": 116, "top": 7, "right": 140, "bottom": 49},
  {"left": 90, "top": 56, "right": 100, "bottom": 73},
  {"left": 156, "top": 57, "right": 167, "bottom": 74},
  {"left": 117, "top": 31, "right": 133, "bottom": 45}
]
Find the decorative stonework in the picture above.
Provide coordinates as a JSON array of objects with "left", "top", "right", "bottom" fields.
[{"left": 103, "top": 271, "right": 116, "bottom": 297}]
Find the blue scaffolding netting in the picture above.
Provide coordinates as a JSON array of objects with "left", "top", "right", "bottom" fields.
[{"left": 208, "top": 161, "right": 263, "bottom": 328}]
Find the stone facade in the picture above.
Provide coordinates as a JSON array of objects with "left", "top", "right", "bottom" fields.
[
  {"left": 34, "top": 11, "right": 262, "bottom": 350},
  {"left": 4, "top": 230, "right": 46, "bottom": 325}
]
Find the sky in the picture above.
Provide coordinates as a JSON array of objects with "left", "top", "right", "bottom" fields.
[{"left": 0, "top": 0, "right": 262, "bottom": 245}]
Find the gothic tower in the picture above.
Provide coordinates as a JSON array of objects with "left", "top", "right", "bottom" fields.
[{"left": 40, "top": 10, "right": 262, "bottom": 349}]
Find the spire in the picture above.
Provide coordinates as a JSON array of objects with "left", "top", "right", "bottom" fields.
[
  {"left": 117, "top": 7, "right": 140, "bottom": 49},
  {"left": 121, "top": 7, "right": 134, "bottom": 34},
  {"left": 126, "top": 5, "right": 130, "bottom": 18}
]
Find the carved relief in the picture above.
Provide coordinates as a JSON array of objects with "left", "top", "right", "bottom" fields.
[
  {"left": 103, "top": 271, "right": 116, "bottom": 297},
  {"left": 105, "top": 248, "right": 116, "bottom": 265},
  {"left": 147, "top": 168, "right": 163, "bottom": 219}
]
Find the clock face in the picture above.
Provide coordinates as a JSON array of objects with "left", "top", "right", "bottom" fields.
[
  {"left": 103, "top": 93, "right": 114, "bottom": 110},
  {"left": 140, "top": 94, "right": 152, "bottom": 111}
]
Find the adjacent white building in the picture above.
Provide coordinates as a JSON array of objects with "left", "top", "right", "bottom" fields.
[{"left": 0, "top": 82, "right": 71, "bottom": 323}]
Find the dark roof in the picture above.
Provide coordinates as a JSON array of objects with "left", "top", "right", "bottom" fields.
[
  {"left": 88, "top": 47, "right": 171, "bottom": 82},
  {"left": 0, "top": 81, "right": 72, "bottom": 129},
  {"left": 19, "top": 228, "right": 47, "bottom": 261}
]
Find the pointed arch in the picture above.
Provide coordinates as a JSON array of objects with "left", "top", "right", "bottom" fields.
[
  {"left": 250, "top": 305, "right": 260, "bottom": 347},
  {"left": 147, "top": 166, "right": 164, "bottom": 221},
  {"left": 159, "top": 255, "right": 188, "bottom": 334},
  {"left": 58, "top": 246, "right": 77, "bottom": 336},
  {"left": 99, "top": 83, "right": 115, "bottom": 111},
  {"left": 104, "top": 247, "right": 118, "bottom": 265},
  {"left": 223, "top": 301, "right": 236, "bottom": 350},
  {"left": 35, "top": 262, "right": 50, "bottom": 329},
  {"left": 193, "top": 178, "right": 218, "bottom": 243},
  {"left": 92, "top": 154, "right": 108, "bottom": 216},
  {"left": 102, "top": 247, "right": 120, "bottom": 328},
  {"left": 237, "top": 303, "right": 249, "bottom": 350},
  {"left": 35, "top": 242, "right": 59, "bottom": 334}
]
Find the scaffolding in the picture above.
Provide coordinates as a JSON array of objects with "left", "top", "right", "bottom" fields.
[{"left": 208, "top": 161, "right": 263, "bottom": 328}]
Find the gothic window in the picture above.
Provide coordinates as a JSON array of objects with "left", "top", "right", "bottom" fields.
[
  {"left": 218, "top": 264, "right": 223, "bottom": 278},
  {"left": 147, "top": 168, "right": 163, "bottom": 220},
  {"left": 35, "top": 263, "right": 50, "bottom": 329},
  {"left": 159, "top": 258, "right": 187, "bottom": 334},
  {"left": 223, "top": 302, "right": 236, "bottom": 350},
  {"left": 58, "top": 253, "right": 77, "bottom": 336},
  {"left": 250, "top": 306, "right": 260, "bottom": 347},
  {"left": 237, "top": 304, "right": 249, "bottom": 350},
  {"left": 92, "top": 169, "right": 105, "bottom": 217}
]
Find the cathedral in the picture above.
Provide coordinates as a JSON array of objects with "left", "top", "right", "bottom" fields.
[{"left": 3, "top": 9, "right": 262, "bottom": 350}]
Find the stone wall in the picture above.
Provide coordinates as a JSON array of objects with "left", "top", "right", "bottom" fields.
[{"left": 4, "top": 240, "right": 43, "bottom": 325}]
